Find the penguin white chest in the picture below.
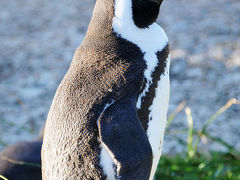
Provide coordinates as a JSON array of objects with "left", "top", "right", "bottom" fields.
[{"left": 138, "top": 54, "right": 170, "bottom": 180}]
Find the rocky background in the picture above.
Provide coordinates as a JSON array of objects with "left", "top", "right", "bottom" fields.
[{"left": 0, "top": 0, "right": 239, "bottom": 153}]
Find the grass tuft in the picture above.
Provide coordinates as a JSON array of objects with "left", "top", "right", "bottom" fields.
[
  {"left": 155, "top": 152, "right": 240, "bottom": 180},
  {"left": 0, "top": 175, "right": 8, "bottom": 180},
  {"left": 156, "top": 98, "right": 240, "bottom": 179}
]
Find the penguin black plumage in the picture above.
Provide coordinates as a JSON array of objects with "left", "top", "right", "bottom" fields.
[
  {"left": 0, "top": 128, "right": 44, "bottom": 180},
  {"left": 42, "top": 0, "right": 170, "bottom": 179}
]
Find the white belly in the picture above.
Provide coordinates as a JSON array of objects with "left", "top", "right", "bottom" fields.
[{"left": 146, "top": 55, "right": 170, "bottom": 180}]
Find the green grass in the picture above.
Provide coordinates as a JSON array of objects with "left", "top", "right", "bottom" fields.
[
  {"left": 155, "top": 153, "right": 240, "bottom": 180},
  {"left": 155, "top": 98, "right": 240, "bottom": 180}
]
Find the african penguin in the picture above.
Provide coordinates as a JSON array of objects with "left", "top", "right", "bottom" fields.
[
  {"left": 0, "top": 127, "right": 44, "bottom": 180},
  {"left": 41, "top": 0, "right": 170, "bottom": 179}
]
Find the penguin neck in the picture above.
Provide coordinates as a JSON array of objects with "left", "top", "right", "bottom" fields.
[{"left": 85, "top": 0, "right": 115, "bottom": 39}]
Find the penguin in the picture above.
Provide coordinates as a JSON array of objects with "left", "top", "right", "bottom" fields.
[
  {"left": 42, "top": 0, "right": 170, "bottom": 179},
  {"left": 0, "top": 127, "right": 44, "bottom": 180}
]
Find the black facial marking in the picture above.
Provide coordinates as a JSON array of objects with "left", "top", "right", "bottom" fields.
[
  {"left": 132, "top": 0, "right": 163, "bottom": 28},
  {"left": 137, "top": 44, "right": 170, "bottom": 131}
]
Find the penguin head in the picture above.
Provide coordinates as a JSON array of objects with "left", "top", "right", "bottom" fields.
[
  {"left": 132, "top": 0, "right": 163, "bottom": 28},
  {"left": 86, "top": 0, "right": 164, "bottom": 38}
]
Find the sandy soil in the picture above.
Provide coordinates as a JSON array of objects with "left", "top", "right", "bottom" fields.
[{"left": 0, "top": 0, "right": 239, "bottom": 153}]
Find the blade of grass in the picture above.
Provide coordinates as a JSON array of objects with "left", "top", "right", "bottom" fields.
[
  {"left": 167, "top": 101, "right": 186, "bottom": 128},
  {"left": 214, "top": 164, "right": 224, "bottom": 178},
  {"left": 185, "top": 107, "right": 194, "bottom": 159},
  {"left": 202, "top": 98, "right": 239, "bottom": 134},
  {"left": 192, "top": 134, "right": 201, "bottom": 157},
  {"left": 190, "top": 98, "right": 240, "bottom": 158},
  {"left": 204, "top": 133, "right": 240, "bottom": 160},
  {"left": 0, "top": 175, "right": 8, "bottom": 180},
  {"left": 169, "top": 127, "right": 240, "bottom": 160},
  {"left": 1, "top": 157, "right": 41, "bottom": 168}
]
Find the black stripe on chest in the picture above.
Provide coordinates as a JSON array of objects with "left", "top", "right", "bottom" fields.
[{"left": 137, "top": 44, "right": 170, "bottom": 132}]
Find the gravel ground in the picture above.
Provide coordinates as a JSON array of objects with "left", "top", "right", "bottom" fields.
[{"left": 0, "top": 0, "right": 239, "bottom": 154}]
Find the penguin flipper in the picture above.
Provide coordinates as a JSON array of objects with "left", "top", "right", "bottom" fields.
[{"left": 98, "top": 96, "right": 153, "bottom": 180}]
